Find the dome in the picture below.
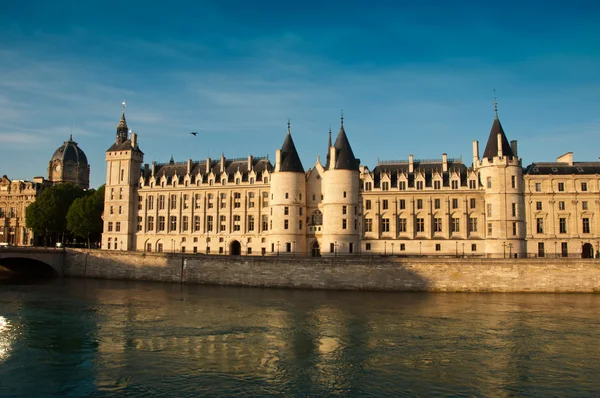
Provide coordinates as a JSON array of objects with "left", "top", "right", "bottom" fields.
[{"left": 51, "top": 135, "right": 88, "bottom": 165}]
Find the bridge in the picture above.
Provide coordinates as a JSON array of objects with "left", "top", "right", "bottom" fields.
[{"left": 0, "top": 247, "right": 65, "bottom": 276}]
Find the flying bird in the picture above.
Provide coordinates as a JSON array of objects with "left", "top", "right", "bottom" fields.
[{"left": 190, "top": 132, "right": 198, "bottom": 136}]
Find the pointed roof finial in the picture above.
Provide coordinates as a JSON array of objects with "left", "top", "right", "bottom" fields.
[
  {"left": 122, "top": 100, "right": 127, "bottom": 113},
  {"left": 287, "top": 118, "right": 291, "bottom": 134},
  {"left": 493, "top": 89, "right": 498, "bottom": 119},
  {"left": 340, "top": 109, "right": 344, "bottom": 126}
]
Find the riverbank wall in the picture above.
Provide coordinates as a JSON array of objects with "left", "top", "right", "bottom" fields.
[{"left": 63, "top": 249, "right": 600, "bottom": 292}]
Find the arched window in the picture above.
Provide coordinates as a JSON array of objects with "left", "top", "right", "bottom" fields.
[{"left": 311, "top": 210, "right": 323, "bottom": 225}]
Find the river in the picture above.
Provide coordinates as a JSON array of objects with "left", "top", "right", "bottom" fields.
[{"left": 1, "top": 277, "right": 600, "bottom": 397}]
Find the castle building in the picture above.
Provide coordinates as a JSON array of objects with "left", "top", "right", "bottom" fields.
[
  {"left": 0, "top": 136, "right": 90, "bottom": 246},
  {"left": 101, "top": 108, "right": 600, "bottom": 258}
]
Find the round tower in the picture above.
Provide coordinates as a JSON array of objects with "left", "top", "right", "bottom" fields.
[
  {"left": 475, "top": 104, "right": 525, "bottom": 258},
  {"left": 48, "top": 135, "right": 90, "bottom": 189},
  {"left": 321, "top": 115, "right": 360, "bottom": 256},
  {"left": 268, "top": 122, "right": 307, "bottom": 255}
]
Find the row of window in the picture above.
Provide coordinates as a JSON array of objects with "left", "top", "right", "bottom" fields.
[
  {"left": 536, "top": 217, "right": 593, "bottom": 234},
  {"left": 146, "top": 176, "right": 269, "bottom": 189},
  {"left": 365, "top": 198, "right": 477, "bottom": 211},
  {"left": 364, "top": 179, "right": 476, "bottom": 191},
  {"left": 533, "top": 181, "right": 590, "bottom": 192},
  {"left": 137, "top": 215, "right": 270, "bottom": 233},
  {"left": 364, "top": 217, "right": 475, "bottom": 234},
  {"left": 0, "top": 207, "right": 17, "bottom": 218},
  {"left": 364, "top": 242, "right": 479, "bottom": 252},
  {"left": 534, "top": 200, "right": 592, "bottom": 211},
  {"left": 140, "top": 192, "right": 270, "bottom": 211}
]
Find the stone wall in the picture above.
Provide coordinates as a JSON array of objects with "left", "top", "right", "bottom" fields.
[{"left": 65, "top": 250, "right": 600, "bottom": 292}]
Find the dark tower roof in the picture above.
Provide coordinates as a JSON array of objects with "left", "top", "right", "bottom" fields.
[
  {"left": 325, "top": 127, "right": 332, "bottom": 169},
  {"left": 51, "top": 136, "right": 89, "bottom": 165},
  {"left": 482, "top": 115, "right": 514, "bottom": 160},
  {"left": 279, "top": 123, "right": 304, "bottom": 173},
  {"left": 331, "top": 118, "right": 359, "bottom": 171},
  {"left": 116, "top": 111, "right": 128, "bottom": 142}
]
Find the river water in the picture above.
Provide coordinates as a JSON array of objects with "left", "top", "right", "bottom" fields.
[{"left": 1, "top": 278, "right": 600, "bottom": 397}]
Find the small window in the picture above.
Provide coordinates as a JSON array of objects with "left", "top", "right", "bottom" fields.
[
  {"left": 365, "top": 243, "right": 371, "bottom": 251},
  {"left": 581, "top": 182, "right": 588, "bottom": 192},
  {"left": 471, "top": 244, "right": 477, "bottom": 252},
  {"left": 535, "top": 182, "right": 542, "bottom": 192},
  {"left": 400, "top": 243, "right": 405, "bottom": 251},
  {"left": 435, "top": 244, "right": 441, "bottom": 251},
  {"left": 536, "top": 202, "right": 542, "bottom": 211},
  {"left": 558, "top": 182, "right": 565, "bottom": 192}
]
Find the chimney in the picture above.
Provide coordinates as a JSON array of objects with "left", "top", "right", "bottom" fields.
[
  {"left": 510, "top": 140, "right": 518, "bottom": 158},
  {"left": 187, "top": 159, "right": 192, "bottom": 174},
  {"left": 557, "top": 152, "right": 573, "bottom": 166},
  {"left": 144, "top": 163, "right": 149, "bottom": 177},
  {"left": 248, "top": 155, "right": 253, "bottom": 171},
  {"left": 220, "top": 153, "right": 225, "bottom": 173},
  {"left": 151, "top": 161, "right": 156, "bottom": 177},
  {"left": 275, "top": 150, "right": 282, "bottom": 172},
  {"left": 472, "top": 140, "right": 479, "bottom": 165},
  {"left": 442, "top": 153, "right": 448, "bottom": 172},
  {"left": 497, "top": 133, "right": 503, "bottom": 158},
  {"left": 408, "top": 154, "right": 414, "bottom": 173},
  {"left": 131, "top": 132, "right": 137, "bottom": 149},
  {"left": 205, "top": 158, "right": 211, "bottom": 174},
  {"left": 329, "top": 147, "right": 336, "bottom": 169}
]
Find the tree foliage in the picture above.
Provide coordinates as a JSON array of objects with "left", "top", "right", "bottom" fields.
[
  {"left": 25, "top": 183, "right": 88, "bottom": 241},
  {"left": 66, "top": 186, "right": 104, "bottom": 247}
]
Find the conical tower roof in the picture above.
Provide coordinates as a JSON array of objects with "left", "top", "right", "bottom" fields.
[
  {"left": 482, "top": 115, "right": 514, "bottom": 160},
  {"left": 331, "top": 118, "right": 359, "bottom": 170},
  {"left": 117, "top": 111, "right": 128, "bottom": 138},
  {"left": 279, "top": 123, "right": 304, "bottom": 173}
]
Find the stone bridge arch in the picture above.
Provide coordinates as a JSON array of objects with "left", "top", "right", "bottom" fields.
[{"left": 0, "top": 248, "right": 65, "bottom": 276}]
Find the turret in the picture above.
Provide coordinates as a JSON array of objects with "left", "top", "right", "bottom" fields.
[
  {"left": 321, "top": 112, "right": 360, "bottom": 256},
  {"left": 268, "top": 121, "right": 307, "bottom": 255},
  {"left": 474, "top": 99, "right": 525, "bottom": 257}
]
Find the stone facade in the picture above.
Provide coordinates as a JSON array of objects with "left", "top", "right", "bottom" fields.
[
  {"left": 65, "top": 249, "right": 600, "bottom": 292},
  {"left": 47, "top": 135, "right": 90, "bottom": 189},
  {"left": 0, "top": 176, "right": 49, "bottom": 245},
  {"left": 101, "top": 108, "right": 600, "bottom": 258}
]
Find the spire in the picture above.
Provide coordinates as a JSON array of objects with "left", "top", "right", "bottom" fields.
[
  {"left": 287, "top": 118, "right": 291, "bottom": 135},
  {"left": 278, "top": 122, "right": 304, "bottom": 173},
  {"left": 493, "top": 89, "right": 499, "bottom": 120},
  {"left": 169, "top": 154, "right": 174, "bottom": 165},
  {"left": 116, "top": 110, "right": 128, "bottom": 142},
  {"left": 325, "top": 126, "right": 332, "bottom": 168},
  {"left": 340, "top": 109, "right": 344, "bottom": 127},
  {"left": 331, "top": 112, "right": 359, "bottom": 171},
  {"left": 69, "top": 134, "right": 73, "bottom": 142}
]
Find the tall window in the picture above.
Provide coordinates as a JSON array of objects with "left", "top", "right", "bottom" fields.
[
  {"left": 559, "top": 218, "right": 567, "bottom": 234},
  {"left": 382, "top": 182, "right": 389, "bottom": 191},
  {"left": 262, "top": 215, "right": 268, "bottom": 231},
  {"left": 158, "top": 195, "right": 165, "bottom": 210},
  {"left": 365, "top": 200, "right": 372, "bottom": 210},
  {"left": 170, "top": 194, "right": 177, "bottom": 209},
  {"left": 194, "top": 216, "right": 201, "bottom": 232},
  {"left": 115, "top": 222, "right": 121, "bottom": 232},
  {"left": 234, "top": 192, "right": 241, "bottom": 208},
  {"left": 434, "top": 199, "right": 441, "bottom": 209},
  {"left": 581, "top": 182, "right": 588, "bottom": 192},
  {"left": 398, "top": 218, "right": 407, "bottom": 232},
  {"left": 511, "top": 175, "right": 516, "bottom": 189},
  {"left": 512, "top": 222, "right": 517, "bottom": 236},
  {"left": 381, "top": 218, "right": 390, "bottom": 232},
  {"left": 583, "top": 218, "right": 590, "bottom": 234},
  {"left": 416, "top": 181, "right": 424, "bottom": 190},
  {"left": 169, "top": 216, "right": 177, "bottom": 231},
  {"left": 559, "top": 201, "right": 565, "bottom": 210},
  {"left": 487, "top": 177, "right": 492, "bottom": 188},
  {"left": 416, "top": 218, "right": 425, "bottom": 232},
  {"left": 399, "top": 181, "right": 406, "bottom": 190},
  {"left": 452, "top": 198, "right": 458, "bottom": 209},
  {"left": 487, "top": 204, "right": 492, "bottom": 217},
  {"left": 182, "top": 216, "right": 189, "bottom": 231},
  {"left": 451, "top": 218, "right": 460, "bottom": 233},
  {"left": 536, "top": 201, "right": 542, "bottom": 211},
  {"left": 417, "top": 199, "right": 423, "bottom": 210},
  {"left": 434, "top": 180, "right": 441, "bottom": 190},
  {"left": 207, "top": 216, "right": 213, "bottom": 232},
  {"left": 558, "top": 182, "right": 565, "bottom": 192},
  {"left": 469, "top": 218, "right": 478, "bottom": 233},
  {"left": 220, "top": 215, "right": 226, "bottom": 231},
  {"left": 382, "top": 200, "right": 388, "bottom": 210},
  {"left": 364, "top": 218, "right": 373, "bottom": 232},
  {"left": 512, "top": 203, "right": 517, "bottom": 217},
  {"left": 147, "top": 216, "right": 154, "bottom": 231},
  {"left": 536, "top": 218, "right": 544, "bottom": 233},
  {"left": 233, "top": 215, "right": 241, "bottom": 231},
  {"left": 434, "top": 218, "right": 442, "bottom": 232},
  {"left": 342, "top": 219, "right": 347, "bottom": 229},
  {"left": 451, "top": 180, "right": 458, "bottom": 189},
  {"left": 148, "top": 196, "right": 154, "bottom": 210},
  {"left": 158, "top": 216, "right": 165, "bottom": 231},
  {"left": 399, "top": 200, "right": 406, "bottom": 210},
  {"left": 248, "top": 215, "right": 255, "bottom": 231}
]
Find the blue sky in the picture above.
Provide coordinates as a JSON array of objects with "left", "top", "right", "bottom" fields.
[{"left": 1, "top": 0, "right": 599, "bottom": 189}]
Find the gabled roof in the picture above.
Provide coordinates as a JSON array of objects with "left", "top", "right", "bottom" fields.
[
  {"left": 279, "top": 132, "right": 304, "bottom": 173},
  {"left": 332, "top": 124, "right": 359, "bottom": 171},
  {"left": 482, "top": 116, "right": 514, "bottom": 160}
]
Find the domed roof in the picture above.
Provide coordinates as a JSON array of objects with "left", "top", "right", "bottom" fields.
[{"left": 51, "top": 135, "right": 88, "bottom": 165}]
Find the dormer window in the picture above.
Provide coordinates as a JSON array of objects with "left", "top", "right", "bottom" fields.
[{"left": 416, "top": 181, "right": 424, "bottom": 190}]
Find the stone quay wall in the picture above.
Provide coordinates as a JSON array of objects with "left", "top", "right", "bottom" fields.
[{"left": 64, "top": 250, "right": 600, "bottom": 292}]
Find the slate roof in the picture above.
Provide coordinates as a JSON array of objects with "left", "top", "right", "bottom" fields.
[
  {"left": 332, "top": 124, "right": 360, "bottom": 171},
  {"left": 524, "top": 162, "right": 600, "bottom": 175},
  {"left": 482, "top": 116, "right": 514, "bottom": 160},
  {"left": 279, "top": 132, "right": 304, "bottom": 172},
  {"left": 142, "top": 157, "right": 273, "bottom": 185},
  {"left": 371, "top": 159, "right": 470, "bottom": 189}
]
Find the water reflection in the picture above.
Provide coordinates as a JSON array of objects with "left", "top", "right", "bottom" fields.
[{"left": 1, "top": 279, "right": 600, "bottom": 396}]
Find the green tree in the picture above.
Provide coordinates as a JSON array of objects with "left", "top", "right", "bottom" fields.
[
  {"left": 25, "top": 183, "right": 87, "bottom": 245},
  {"left": 66, "top": 186, "right": 104, "bottom": 248}
]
